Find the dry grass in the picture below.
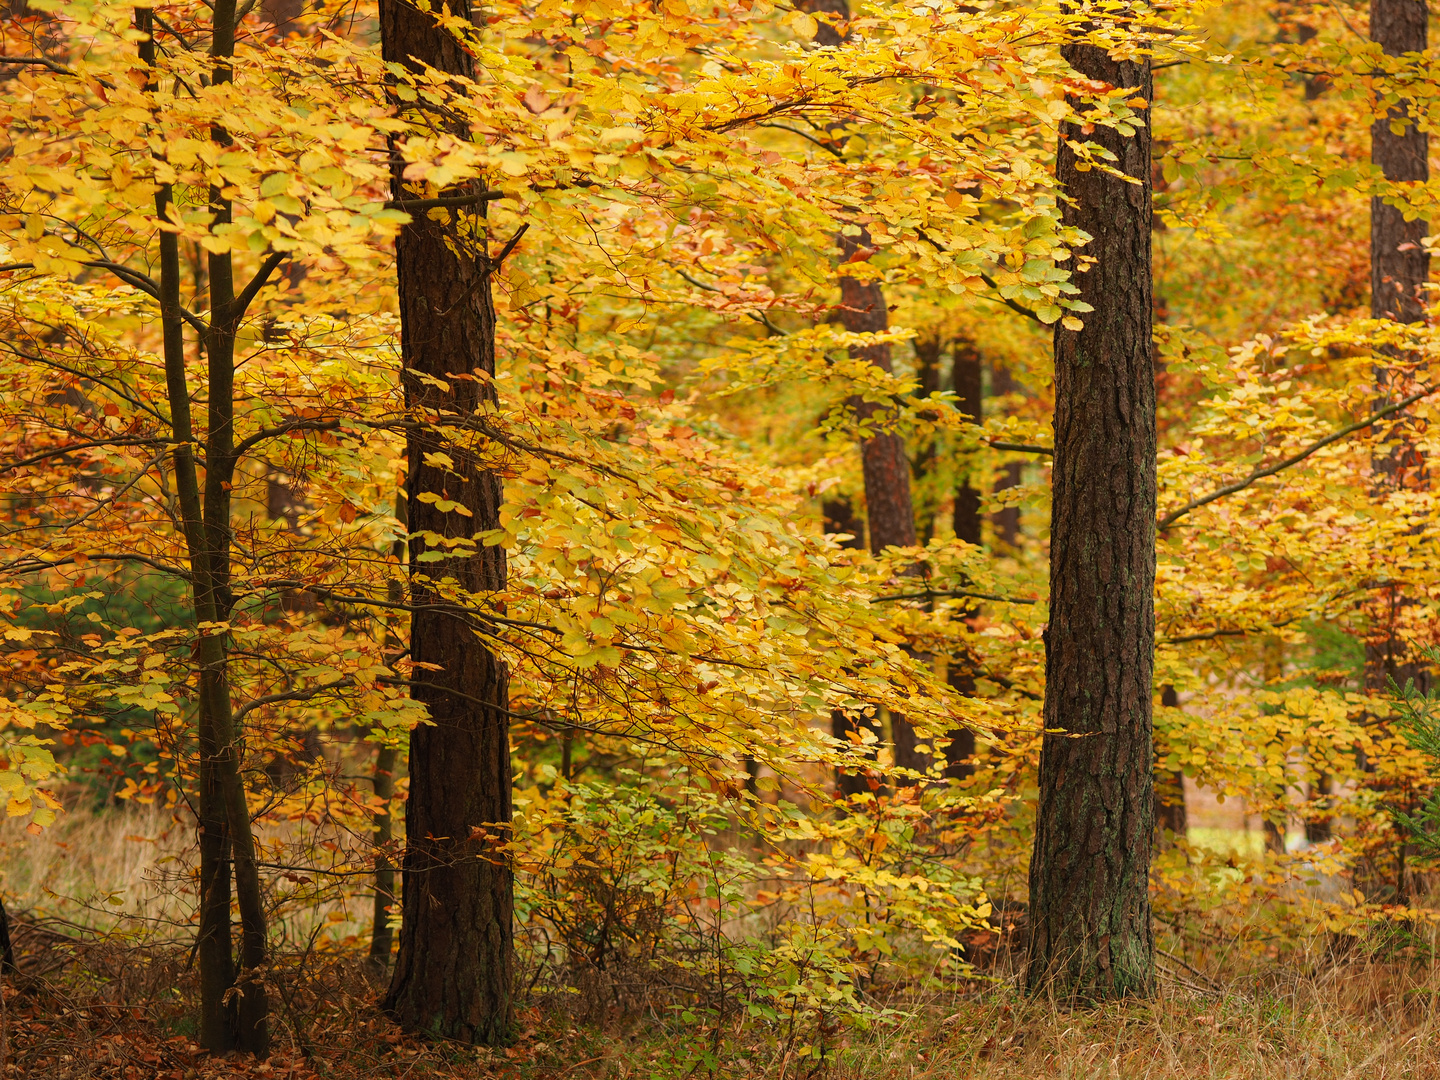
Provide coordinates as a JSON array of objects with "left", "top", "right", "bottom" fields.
[
  {"left": 0, "top": 800, "right": 192, "bottom": 936},
  {"left": 5, "top": 805, "right": 1440, "bottom": 1078}
]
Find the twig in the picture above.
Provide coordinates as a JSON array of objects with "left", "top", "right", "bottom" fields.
[
  {"left": 1158, "top": 385, "right": 1437, "bottom": 530},
  {"left": 490, "top": 222, "right": 529, "bottom": 268},
  {"left": 873, "top": 588, "right": 1038, "bottom": 605},
  {"left": 989, "top": 440, "right": 1052, "bottom": 455}
]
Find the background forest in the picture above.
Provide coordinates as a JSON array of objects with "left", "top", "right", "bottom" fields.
[{"left": 1, "top": 0, "right": 1440, "bottom": 1076}]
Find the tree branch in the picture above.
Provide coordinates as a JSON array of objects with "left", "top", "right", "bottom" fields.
[
  {"left": 383, "top": 191, "right": 508, "bottom": 212},
  {"left": 989, "top": 440, "right": 1052, "bottom": 455},
  {"left": 1158, "top": 385, "right": 1437, "bottom": 531}
]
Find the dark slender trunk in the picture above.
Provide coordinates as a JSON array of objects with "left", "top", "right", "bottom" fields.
[
  {"left": 824, "top": 497, "right": 876, "bottom": 798},
  {"left": 1370, "top": 0, "right": 1429, "bottom": 326},
  {"left": 143, "top": 3, "right": 268, "bottom": 1051},
  {"left": 942, "top": 338, "right": 983, "bottom": 779},
  {"left": 1153, "top": 686, "right": 1187, "bottom": 845},
  {"left": 989, "top": 364, "right": 1023, "bottom": 548},
  {"left": 951, "top": 338, "right": 983, "bottom": 547},
  {"left": 368, "top": 529, "right": 406, "bottom": 973},
  {"left": 1305, "top": 774, "right": 1334, "bottom": 844},
  {"left": 1367, "top": 0, "right": 1432, "bottom": 714},
  {"left": 821, "top": 498, "right": 865, "bottom": 551},
  {"left": 1026, "top": 44, "right": 1156, "bottom": 1000},
  {"left": 368, "top": 737, "right": 398, "bottom": 973},
  {"left": 0, "top": 897, "right": 16, "bottom": 976},
  {"left": 379, "top": 0, "right": 513, "bottom": 1044},
  {"left": 912, "top": 335, "right": 943, "bottom": 542}
]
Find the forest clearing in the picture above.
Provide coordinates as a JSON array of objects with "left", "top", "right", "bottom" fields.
[{"left": 2, "top": 0, "right": 1440, "bottom": 1076}]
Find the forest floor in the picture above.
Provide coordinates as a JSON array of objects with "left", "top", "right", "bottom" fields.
[
  {"left": 6, "top": 919, "right": 1440, "bottom": 1080},
  {"left": 5, "top": 805, "right": 1438, "bottom": 1078}
]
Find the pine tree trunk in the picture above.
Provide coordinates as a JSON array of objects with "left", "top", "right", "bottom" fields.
[
  {"left": 1367, "top": 0, "right": 1431, "bottom": 707},
  {"left": 1026, "top": 44, "right": 1156, "bottom": 1000},
  {"left": 1370, "top": 0, "right": 1429, "bottom": 326},
  {"left": 379, "top": 0, "right": 514, "bottom": 1044}
]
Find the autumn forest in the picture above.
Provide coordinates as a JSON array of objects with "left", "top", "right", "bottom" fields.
[{"left": 0, "top": 0, "right": 1439, "bottom": 1076}]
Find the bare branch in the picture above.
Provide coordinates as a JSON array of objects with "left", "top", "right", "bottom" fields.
[{"left": 1158, "top": 385, "right": 1437, "bottom": 531}]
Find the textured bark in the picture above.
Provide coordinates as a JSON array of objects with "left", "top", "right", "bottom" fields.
[
  {"left": 1025, "top": 44, "right": 1156, "bottom": 1000},
  {"left": 379, "top": 0, "right": 513, "bottom": 1044},
  {"left": 1366, "top": 0, "right": 1431, "bottom": 706},
  {"left": 989, "top": 364, "right": 1023, "bottom": 547},
  {"left": 843, "top": 268, "right": 918, "bottom": 554},
  {"left": 803, "top": 0, "right": 922, "bottom": 787},
  {"left": 1370, "top": 0, "right": 1429, "bottom": 325}
]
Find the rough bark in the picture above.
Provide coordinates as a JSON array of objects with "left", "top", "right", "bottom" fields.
[
  {"left": 379, "top": 0, "right": 514, "bottom": 1044},
  {"left": 844, "top": 266, "right": 918, "bottom": 555},
  {"left": 1025, "top": 44, "right": 1156, "bottom": 1000},
  {"left": 1370, "top": 0, "right": 1429, "bottom": 326},
  {"left": 1367, "top": 0, "right": 1431, "bottom": 706}
]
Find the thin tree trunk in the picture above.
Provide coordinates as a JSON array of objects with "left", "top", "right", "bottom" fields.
[
  {"left": 1026, "top": 43, "right": 1156, "bottom": 1000},
  {"left": 368, "top": 526, "right": 407, "bottom": 972},
  {"left": 1153, "top": 686, "right": 1187, "bottom": 846},
  {"left": 912, "top": 334, "right": 944, "bottom": 542},
  {"left": 379, "top": 0, "right": 513, "bottom": 1044},
  {"left": 200, "top": 4, "right": 272, "bottom": 1052},
  {"left": 951, "top": 338, "right": 983, "bottom": 547},
  {"left": 989, "top": 363, "right": 1023, "bottom": 548},
  {"left": 943, "top": 337, "right": 983, "bottom": 779},
  {"left": 141, "top": 5, "right": 265, "bottom": 1050},
  {"left": 823, "top": 496, "right": 876, "bottom": 798},
  {"left": 1305, "top": 774, "right": 1334, "bottom": 844},
  {"left": 0, "top": 897, "right": 16, "bottom": 976}
]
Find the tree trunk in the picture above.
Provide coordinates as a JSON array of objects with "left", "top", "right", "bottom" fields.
[
  {"left": 942, "top": 338, "right": 983, "bottom": 779},
  {"left": 368, "top": 527, "right": 407, "bottom": 973},
  {"left": 0, "top": 897, "right": 16, "bottom": 976},
  {"left": 143, "top": 3, "right": 271, "bottom": 1051},
  {"left": 379, "top": 0, "right": 514, "bottom": 1044},
  {"left": 989, "top": 364, "right": 1023, "bottom": 548},
  {"left": 1026, "top": 44, "right": 1156, "bottom": 1000},
  {"left": 1367, "top": 0, "right": 1431, "bottom": 707},
  {"left": 951, "top": 338, "right": 983, "bottom": 548},
  {"left": 367, "top": 738, "right": 398, "bottom": 974},
  {"left": 912, "top": 334, "right": 944, "bottom": 542},
  {"left": 1370, "top": 0, "right": 1429, "bottom": 326},
  {"left": 1153, "top": 686, "right": 1187, "bottom": 845}
]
